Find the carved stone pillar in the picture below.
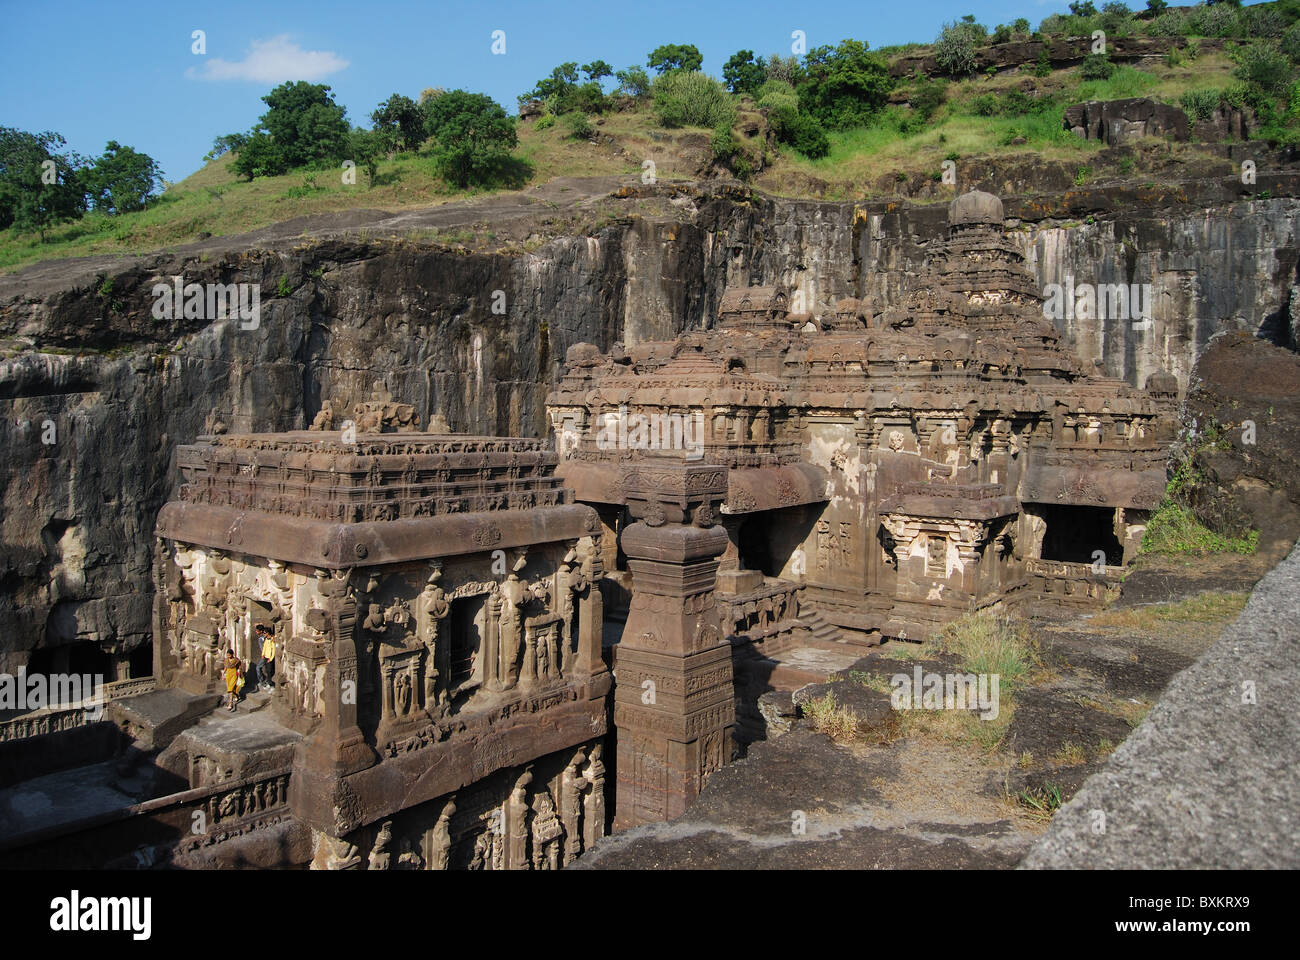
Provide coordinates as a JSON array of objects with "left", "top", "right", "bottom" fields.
[
  {"left": 614, "top": 518, "right": 732, "bottom": 829},
  {"left": 575, "top": 536, "right": 605, "bottom": 680},
  {"left": 497, "top": 575, "right": 526, "bottom": 689},
  {"left": 559, "top": 747, "right": 587, "bottom": 865},
  {"left": 151, "top": 536, "right": 172, "bottom": 682},
  {"left": 520, "top": 624, "right": 538, "bottom": 687},
  {"left": 485, "top": 593, "right": 502, "bottom": 691},
  {"left": 612, "top": 459, "right": 733, "bottom": 831},
  {"left": 380, "top": 659, "right": 396, "bottom": 720},
  {"left": 582, "top": 743, "right": 606, "bottom": 851},
  {"left": 291, "top": 572, "right": 378, "bottom": 838},
  {"left": 426, "top": 799, "right": 455, "bottom": 871}
]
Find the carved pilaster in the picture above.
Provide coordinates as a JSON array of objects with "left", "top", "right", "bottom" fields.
[
  {"left": 582, "top": 743, "right": 606, "bottom": 851},
  {"left": 291, "top": 570, "right": 377, "bottom": 836},
  {"left": 613, "top": 517, "right": 733, "bottom": 830}
]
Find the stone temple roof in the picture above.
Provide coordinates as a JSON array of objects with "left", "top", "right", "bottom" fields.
[
  {"left": 718, "top": 286, "right": 786, "bottom": 314},
  {"left": 949, "top": 190, "right": 1004, "bottom": 228},
  {"left": 169, "top": 431, "right": 568, "bottom": 525},
  {"left": 156, "top": 431, "right": 597, "bottom": 569}
]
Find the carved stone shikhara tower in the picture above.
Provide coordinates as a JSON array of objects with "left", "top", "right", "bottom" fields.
[
  {"left": 548, "top": 191, "right": 1178, "bottom": 825},
  {"left": 150, "top": 429, "right": 610, "bottom": 869}
]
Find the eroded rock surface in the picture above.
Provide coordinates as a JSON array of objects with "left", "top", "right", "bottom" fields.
[
  {"left": 1064, "top": 98, "right": 1191, "bottom": 146},
  {"left": 1023, "top": 542, "right": 1300, "bottom": 869}
]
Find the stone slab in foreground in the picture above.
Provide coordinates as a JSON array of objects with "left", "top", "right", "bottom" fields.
[{"left": 1022, "top": 544, "right": 1300, "bottom": 869}]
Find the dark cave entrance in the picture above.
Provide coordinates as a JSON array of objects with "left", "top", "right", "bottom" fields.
[
  {"left": 26, "top": 640, "right": 113, "bottom": 682},
  {"left": 1036, "top": 504, "right": 1123, "bottom": 566},
  {"left": 128, "top": 642, "right": 153, "bottom": 678},
  {"left": 738, "top": 515, "right": 776, "bottom": 576}
]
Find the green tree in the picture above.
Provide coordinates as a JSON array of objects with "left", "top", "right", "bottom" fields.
[
  {"left": 203, "top": 132, "right": 248, "bottom": 163},
  {"left": 0, "top": 127, "right": 87, "bottom": 238},
  {"left": 423, "top": 90, "right": 517, "bottom": 188},
  {"left": 647, "top": 43, "right": 703, "bottom": 74},
  {"left": 766, "top": 54, "right": 805, "bottom": 85},
  {"left": 798, "top": 39, "right": 894, "bottom": 128},
  {"left": 230, "top": 129, "right": 284, "bottom": 180},
  {"left": 723, "top": 50, "right": 767, "bottom": 94},
  {"left": 84, "top": 140, "right": 163, "bottom": 214},
  {"left": 371, "top": 94, "right": 424, "bottom": 152},
  {"left": 582, "top": 60, "right": 614, "bottom": 83},
  {"left": 1080, "top": 52, "right": 1116, "bottom": 79},
  {"left": 615, "top": 65, "right": 652, "bottom": 97},
  {"left": 258, "top": 81, "right": 350, "bottom": 169},
  {"left": 1234, "top": 42, "right": 1291, "bottom": 95},
  {"left": 522, "top": 62, "right": 610, "bottom": 114},
  {"left": 768, "top": 106, "right": 830, "bottom": 158},
  {"left": 652, "top": 71, "right": 737, "bottom": 129},
  {"left": 347, "top": 128, "right": 387, "bottom": 186},
  {"left": 935, "top": 20, "right": 983, "bottom": 76},
  {"left": 523, "top": 62, "right": 577, "bottom": 110},
  {"left": 1284, "top": 21, "right": 1300, "bottom": 63}
]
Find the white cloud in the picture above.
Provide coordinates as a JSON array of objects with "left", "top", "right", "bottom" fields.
[{"left": 188, "top": 35, "right": 348, "bottom": 83}]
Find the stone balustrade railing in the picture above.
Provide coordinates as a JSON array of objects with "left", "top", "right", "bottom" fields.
[
  {"left": 1024, "top": 557, "right": 1120, "bottom": 606},
  {"left": 0, "top": 766, "right": 293, "bottom": 868},
  {"left": 719, "top": 579, "right": 801, "bottom": 641},
  {"left": 0, "top": 676, "right": 157, "bottom": 742}
]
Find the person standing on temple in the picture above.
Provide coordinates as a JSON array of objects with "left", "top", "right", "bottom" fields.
[
  {"left": 223, "top": 649, "right": 243, "bottom": 711},
  {"left": 254, "top": 624, "right": 277, "bottom": 692}
]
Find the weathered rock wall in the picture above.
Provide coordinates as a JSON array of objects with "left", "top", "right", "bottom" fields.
[{"left": 857, "top": 195, "right": 1300, "bottom": 390}]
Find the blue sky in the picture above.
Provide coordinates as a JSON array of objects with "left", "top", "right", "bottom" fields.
[{"left": 0, "top": 0, "right": 1226, "bottom": 183}]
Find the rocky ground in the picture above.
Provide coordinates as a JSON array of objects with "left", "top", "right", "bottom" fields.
[
  {"left": 1024, "top": 542, "right": 1300, "bottom": 869},
  {"left": 575, "top": 550, "right": 1275, "bottom": 870}
]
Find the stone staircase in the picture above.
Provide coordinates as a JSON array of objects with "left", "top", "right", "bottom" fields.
[
  {"left": 732, "top": 606, "right": 870, "bottom": 748},
  {"left": 795, "top": 608, "right": 850, "bottom": 649}
]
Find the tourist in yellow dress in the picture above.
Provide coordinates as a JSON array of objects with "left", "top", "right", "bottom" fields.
[{"left": 224, "top": 651, "right": 242, "bottom": 711}]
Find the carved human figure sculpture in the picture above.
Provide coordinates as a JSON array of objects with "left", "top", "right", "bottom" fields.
[{"left": 420, "top": 563, "right": 452, "bottom": 707}]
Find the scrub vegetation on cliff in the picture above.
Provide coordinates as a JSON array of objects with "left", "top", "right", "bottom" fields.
[
  {"left": 3, "top": 1, "right": 1300, "bottom": 272},
  {"left": 1141, "top": 420, "right": 1262, "bottom": 556}
]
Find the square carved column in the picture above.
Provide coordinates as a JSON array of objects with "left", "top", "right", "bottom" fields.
[
  {"left": 292, "top": 574, "right": 378, "bottom": 836},
  {"left": 612, "top": 461, "right": 732, "bottom": 830}
]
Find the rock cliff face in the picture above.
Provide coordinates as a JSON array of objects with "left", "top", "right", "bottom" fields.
[
  {"left": 1063, "top": 98, "right": 1192, "bottom": 146},
  {"left": 0, "top": 183, "right": 1295, "bottom": 671},
  {"left": 858, "top": 195, "right": 1300, "bottom": 390}
]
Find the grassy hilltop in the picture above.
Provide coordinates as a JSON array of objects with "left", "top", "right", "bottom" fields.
[{"left": 3, "top": 1, "right": 1299, "bottom": 272}]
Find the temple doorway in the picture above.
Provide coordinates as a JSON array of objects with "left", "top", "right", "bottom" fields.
[
  {"left": 449, "top": 595, "right": 485, "bottom": 690},
  {"left": 1036, "top": 504, "right": 1123, "bottom": 566}
]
